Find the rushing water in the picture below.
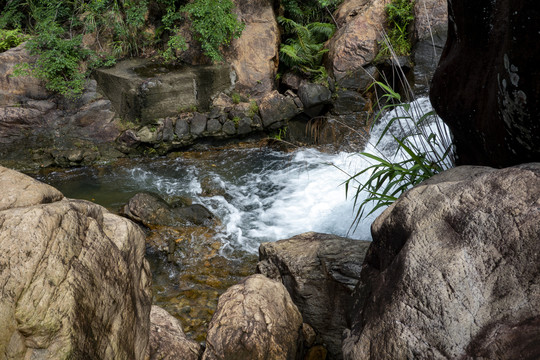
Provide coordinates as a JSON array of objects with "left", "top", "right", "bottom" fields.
[{"left": 33, "top": 96, "right": 449, "bottom": 340}]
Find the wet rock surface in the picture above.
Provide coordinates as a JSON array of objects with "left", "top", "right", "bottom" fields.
[
  {"left": 202, "top": 274, "right": 303, "bottom": 360},
  {"left": 343, "top": 164, "right": 540, "bottom": 359},
  {"left": 122, "top": 192, "right": 215, "bottom": 227},
  {"left": 258, "top": 232, "right": 371, "bottom": 360},
  {"left": 0, "top": 166, "right": 152, "bottom": 359}
]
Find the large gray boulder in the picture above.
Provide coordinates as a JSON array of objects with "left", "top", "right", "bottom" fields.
[
  {"left": 258, "top": 232, "right": 371, "bottom": 359},
  {"left": 343, "top": 164, "right": 540, "bottom": 359},
  {"left": 148, "top": 306, "right": 203, "bottom": 360},
  {"left": 202, "top": 274, "right": 303, "bottom": 360},
  {"left": 0, "top": 166, "right": 152, "bottom": 359}
]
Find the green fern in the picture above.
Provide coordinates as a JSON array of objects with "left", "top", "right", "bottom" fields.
[{"left": 278, "top": 17, "right": 334, "bottom": 81}]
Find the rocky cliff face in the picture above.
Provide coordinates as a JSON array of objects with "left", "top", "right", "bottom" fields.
[
  {"left": 0, "top": 44, "right": 122, "bottom": 169},
  {"left": 342, "top": 164, "right": 540, "bottom": 359},
  {"left": 430, "top": 0, "right": 540, "bottom": 167},
  {"left": 0, "top": 166, "right": 152, "bottom": 359}
]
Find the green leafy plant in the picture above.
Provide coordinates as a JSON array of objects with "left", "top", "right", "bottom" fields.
[
  {"left": 376, "top": 0, "right": 415, "bottom": 60},
  {"left": 13, "top": 20, "right": 92, "bottom": 99},
  {"left": 248, "top": 100, "right": 259, "bottom": 118},
  {"left": 182, "top": 0, "right": 244, "bottom": 62},
  {"left": 278, "top": 16, "right": 335, "bottom": 82},
  {"left": 271, "top": 127, "right": 288, "bottom": 141},
  {"left": 345, "top": 79, "right": 454, "bottom": 228},
  {"left": 231, "top": 92, "right": 241, "bottom": 104},
  {"left": 0, "top": 28, "right": 28, "bottom": 52},
  {"left": 281, "top": 0, "right": 342, "bottom": 25}
]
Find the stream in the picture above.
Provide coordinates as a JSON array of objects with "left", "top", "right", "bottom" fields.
[{"left": 33, "top": 96, "right": 446, "bottom": 342}]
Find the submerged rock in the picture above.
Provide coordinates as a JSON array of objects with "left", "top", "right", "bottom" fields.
[
  {"left": 0, "top": 166, "right": 152, "bottom": 359},
  {"left": 122, "top": 192, "right": 215, "bottom": 228},
  {"left": 343, "top": 164, "right": 540, "bottom": 359},
  {"left": 258, "top": 232, "right": 371, "bottom": 359},
  {"left": 202, "top": 274, "right": 303, "bottom": 360}
]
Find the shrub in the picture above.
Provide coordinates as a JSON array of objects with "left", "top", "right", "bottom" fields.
[
  {"left": 13, "top": 20, "right": 92, "bottom": 99},
  {"left": 278, "top": 16, "right": 335, "bottom": 82},
  {"left": 376, "top": 0, "right": 415, "bottom": 60},
  {"left": 0, "top": 28, "right": 28, "bottom": 52},
  {"left": 182, "top": 0, "right": 244, "bottom": 62}
]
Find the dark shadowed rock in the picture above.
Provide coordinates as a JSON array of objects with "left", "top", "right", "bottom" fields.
[
  {"left": 0, "top": 166, "right": 152, "bottom": 359},
  {"left": 331, "top": 90, "right": 367, "bottom": 115},
  {"left": 190, "top": 113, "right": 207, "bottom": 136},
  {"left": 430, "top": 0, "right": 540, "bottom": 167},
  {"left": 175, "top": 117, "right": 190, "bottom": 138},
  {"left": 258, "top": 91, "right": 302, "bottom": 128},
  {"left": 343, "top": 164, "right": 540, "bottom": 359},
  {"left": 162, "top": 118, "right": 175, "bottom": 141},
  {"left": 123, "top": 192, "right": 214, "bottom": 227},
  {"left": 258, "top": 232, "right": 371, "bottom": 359},
  {"left": 202, "top": 274, "right": 303, "bottom": 360},
  {"left": 148, "top": 306, "right": 203, "bottom": 360},
  {"left": 298, "top": 83, "right": 332, "bottom": 118},
  {"left": 336, "top": 66, "right": 377, "bottom": 92}
]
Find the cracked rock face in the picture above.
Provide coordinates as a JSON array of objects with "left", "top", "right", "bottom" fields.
[
  {"left": 343, "top": 164, "right": 540, "bottom": 359},
  {"left": 202, "top": 274, "right": 303, "bottom": 360},
  {"left": 258, "top": 232, "right": 371, "bottom": 360},
  {"left": 0, "top": 166, "right": 152, "bottom": 359}
]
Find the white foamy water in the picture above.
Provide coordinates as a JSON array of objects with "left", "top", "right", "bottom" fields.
[{"left": 40, "top": 97, "right": 451, "bottom": 254}]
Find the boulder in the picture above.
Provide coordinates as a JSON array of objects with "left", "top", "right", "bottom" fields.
[
  {"left": 331, "top": 90, "right": 368, "bottom": 115},
  {"left": 258, "top": 91, "right": 302, "bottom": 128},
  {"left": 298, "top": 83, "right": 332, "bottom": 118},
  {"left": 430, "top": 0, "right": 540, "bottom": 167},
  {"left": 0, "top": 166, "right": 152, "bottom": 359},
  {"left": 190, "top": 112, "right": 208, "bottom": 136},
  {"left": 342, "top": 164, "right": 540, "bottom": 359},
  {"left": 148, "top": 306, "right": 203, "bottom": 360},
  {"left": 326, "top": 0, "right": 391, "bottom": 81},
  {"left": 0, "top": 43, "right": 48, "bottom": 105},
  {"left": 227, "top": 0, "right": 279, "bottom": 96},
  {"left": 258, "top": 232, "right": 371, "bottom": 359},
  {"left": 202, "top": 274, "right": 303, "bottom": 360},
  {"left": 335, "top": 65, "right": 378, "bottom": 92},
  {"left": 122, "top": 192, "right": 215, "bottom": 228}
]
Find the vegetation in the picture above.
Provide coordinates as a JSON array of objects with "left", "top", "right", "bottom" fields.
[
  {"left": 278, "top": 0, "right": 341, "bottom": 82},
  {"left": 345, "top": 78, "right": 454, "bottom": 228},
  {"left": 0, "top": 28, "right": 28, "bottom": 52},
  {"left": 0, "top": 0, "right": 244, "bottom": 98},
  {"left": 183, "top": 0, "right": 244, "bottom": 62},
  {"left": 376, "top": 0, "right": 415, "bottom": 60},
  {"left": 278, "top": 17, "right": 335, "bottom": 83}
]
